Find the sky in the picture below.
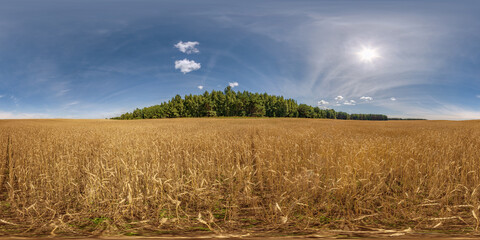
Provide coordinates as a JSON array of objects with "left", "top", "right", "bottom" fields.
[{"left": 0, "top": 0, "right": 479, "bottom": 120}]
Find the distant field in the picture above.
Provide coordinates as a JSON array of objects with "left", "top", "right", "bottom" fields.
[{"left": 1, "top": 119, "right": 480, "bottom": 236}]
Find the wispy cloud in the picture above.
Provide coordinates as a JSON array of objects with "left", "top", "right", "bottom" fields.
[
  {"left": 294, "top": 15, "right": 449, "bottom": 101},
  {"left": 380, "top": 100, "right": 480, "bottom": 120},
  {"left": 175, "top": 59, "right": 201, "bottom": 74},
  {"left": 334, "top": 96, "right": 344, "bottom": 101},
  {"left": 56, "top": 88, "right": 71, "bottom": 97},
  {"left": 64, "top": 101, "right": 80, "bottom": 107},
  {"left": 0, "top": 111, "right": 50, "bottom": 119},
  {"left": 197, "top": 85, "right": 204, "bottom": 90},
  {"left": 174, "top": 41, "right": 199, "bottom": 54},
  {"left": 9, "top": 95, "right": 19, "bottom": 106},
  {"left": 236, "top": 6, "right": 470, "bottom": 118},
  {"left": 343, "top": 100, "right": 356, "bottom": 105},
  {"left": 229, "top": 82, "right": 239, "bottom": 88}
]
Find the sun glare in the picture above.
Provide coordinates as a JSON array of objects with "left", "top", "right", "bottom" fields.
[{"left": 358, "top": 47, "right": 380, "bottom": 62}]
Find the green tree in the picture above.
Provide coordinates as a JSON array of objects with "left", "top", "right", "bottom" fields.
[{"left": 113, "top": 86, "right": 388, "bottom": 121}]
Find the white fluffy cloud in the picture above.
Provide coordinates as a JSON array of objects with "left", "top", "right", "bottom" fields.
[
  {"left": 390, "top": 97, "right": 397, "bottom": 101},
  {"left": 174, "top": 41, "right": 199, "bottom": 54},
  {"left": 229, "top": 82, "right": 239, "bottom": 88},
  {"left": 198, "top": 85, "right": 204, "bottom": 90},
  {"left": 343, "top": 100, "right": 356, "bottom": 105},
  {"left": 318, "top": 100, "right": 330, "bottom": 109},
  {"left": 175, "top": 59, "right": 201, "bottom": 74},
  {"left": 334, "top": 96, "right": 344, "bottom": 101},
  {"left": 318, "top": 100, "right": 329, "bottom": 105},
  {"left": 360, "top": 96, "right": 373, "bottom": 101}
]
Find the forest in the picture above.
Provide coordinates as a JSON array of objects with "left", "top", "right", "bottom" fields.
[{"left": 112, "top": 86, "right": 389, "bottom": 120}]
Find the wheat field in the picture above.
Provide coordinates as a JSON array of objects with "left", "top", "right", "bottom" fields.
[{"left": 1, "top": 119, "right": 480, "bottom": 236}]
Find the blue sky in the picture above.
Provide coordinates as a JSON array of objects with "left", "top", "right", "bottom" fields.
[{"left": 0, "top": 0, "right": 479, "bottom": 119}]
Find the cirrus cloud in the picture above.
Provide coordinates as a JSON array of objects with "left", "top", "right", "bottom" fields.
[{"left": 0, "top": 111, "right": 50, "bottom": 119}]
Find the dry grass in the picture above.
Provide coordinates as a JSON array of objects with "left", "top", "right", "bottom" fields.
[{"left": 1, "top": 118, "right": 480, "bottom": 236}]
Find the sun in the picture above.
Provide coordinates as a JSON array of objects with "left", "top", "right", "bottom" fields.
[{"left": 357, "top": 47, "right": 380, "bottom": 62}]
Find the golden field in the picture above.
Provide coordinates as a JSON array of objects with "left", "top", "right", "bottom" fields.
[{"left": 1, "top": 118, "right": 480, "bottom": 236}]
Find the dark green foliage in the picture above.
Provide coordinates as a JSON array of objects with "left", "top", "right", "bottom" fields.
[{"left": 112, "top": 87, "right": 388, "bottom": 120}]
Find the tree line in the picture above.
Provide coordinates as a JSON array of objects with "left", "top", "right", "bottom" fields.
[{"left": 112, "top": 86, "right": 388, "bottom": 120}]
